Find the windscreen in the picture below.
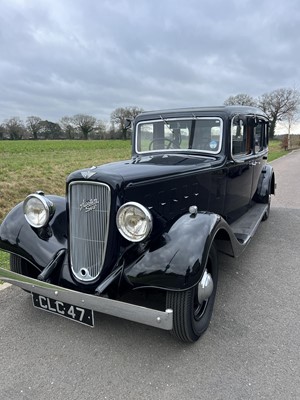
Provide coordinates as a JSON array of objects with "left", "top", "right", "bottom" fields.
[{"left": 136, "top": 118, "right": 222, "bottom": 154}]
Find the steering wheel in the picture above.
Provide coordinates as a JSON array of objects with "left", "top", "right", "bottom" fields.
[{"left": 148, "top": 138, "right": 178, "bottom": 150}]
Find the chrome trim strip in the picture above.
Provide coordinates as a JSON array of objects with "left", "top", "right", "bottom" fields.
[{"left": 0, "top": 268, "right": 173, "bottom": 331}]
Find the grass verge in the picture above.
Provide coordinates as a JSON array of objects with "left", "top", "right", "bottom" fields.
[{"left": 267, "top": 139, "right": 288, "bottom": 162}]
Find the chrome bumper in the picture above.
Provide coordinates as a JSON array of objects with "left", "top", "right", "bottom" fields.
[{"left": 0, "top": 267, "right": 173, "bottom": 331}]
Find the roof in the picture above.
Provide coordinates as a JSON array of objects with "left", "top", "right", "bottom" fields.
[{"left": 135, "top": 106, "right": 268, "bottom": 121}]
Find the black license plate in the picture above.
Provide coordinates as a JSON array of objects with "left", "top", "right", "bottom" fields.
[{"left": 32, "top": 293, "right": 94, "bottom": 327}]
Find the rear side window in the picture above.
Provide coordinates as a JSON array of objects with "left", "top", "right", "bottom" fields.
[{"left": 254, "top": 121, "right": 267, "bottom": 153}]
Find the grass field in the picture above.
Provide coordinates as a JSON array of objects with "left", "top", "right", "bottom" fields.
[
  {"left": 0, "top": 140, "right": 131, "bottom": 222},
  {"left": 0, "top": 138, "right": 289, "bottom": 273},
  {"left": 267, "top": 139, "right": 287, "bottom": 161}
]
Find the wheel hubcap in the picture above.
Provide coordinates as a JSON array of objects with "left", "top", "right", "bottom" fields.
[{"left": 197, "top": 269, "right": 214, "bottom": 303}]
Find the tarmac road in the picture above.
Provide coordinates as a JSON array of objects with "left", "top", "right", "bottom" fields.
[{"left": 0, "top": 151, "right": 300, "bottom": 400}]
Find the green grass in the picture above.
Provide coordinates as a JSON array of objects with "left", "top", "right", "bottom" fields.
[
  {"left": 0, "top": 251, "right": 9, "bottom": 268},
  {"left": 0, "top": 140, "right": 131, "bottom": 221},
  {"left": 267, "top": 139, "right": 288, "bottom": 162},
  {"left": 0, "top": 138, "right": 288, "bottom": 279},
  {"left": 0, "top": 251, "right": 9, "bottom": 283}
]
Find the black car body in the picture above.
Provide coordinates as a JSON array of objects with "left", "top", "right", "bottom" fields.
[{"left": 0, "top": 106, "right": 275, "bottom": 342}]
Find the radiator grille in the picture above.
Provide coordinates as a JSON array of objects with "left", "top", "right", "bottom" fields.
[{"left": 69, "top": 181, "right": 111, "bottom": 281}]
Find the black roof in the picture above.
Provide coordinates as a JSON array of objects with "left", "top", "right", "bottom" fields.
[{"left": 135, "top": 106, "right": 268, "bottom": 121}]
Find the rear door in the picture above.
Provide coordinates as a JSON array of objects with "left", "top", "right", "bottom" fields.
[{"left": 251, "top": 118, "right": 269, "bottom": 197}]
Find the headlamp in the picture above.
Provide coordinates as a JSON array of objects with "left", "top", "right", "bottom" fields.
[
  {"left": 116, "top": 202, "right": 152, "bottom": 242},
  {"left": 23, "top": 193, "right": 55, "bottom": 228}
]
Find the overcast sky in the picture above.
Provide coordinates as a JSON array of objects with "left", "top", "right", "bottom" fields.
[{"left": 1, "top": 0, "right": 299, "bottom": 124}]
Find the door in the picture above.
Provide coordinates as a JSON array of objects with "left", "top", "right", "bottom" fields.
[
  {"left": 251, "top": 119, "right": 269, "bottom": 198},
  {"left": 224, "top": 118, "right": 254, "bottom": 223}
]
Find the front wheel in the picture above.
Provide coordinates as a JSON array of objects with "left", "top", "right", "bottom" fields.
[
  {"left": 166, "top": 244, "right": 218, "bottom": 342},
  {"left": 10, "top": 254, "right": 32, "bottom": 292},
  {"left": 10, "top": 254, "right": 30, "bottom": 275}
]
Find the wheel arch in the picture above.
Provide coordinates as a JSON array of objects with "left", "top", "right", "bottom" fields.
[
  {"left": 255, "top": 164, "right": 275, "bottom": 202},
  {"left": 125, "top": 212, "right": 231, "bottom": 291},
  {"left": 213, "top": 228, "right": 235, "bottom": 257},
  {"left": 0, "top": 195, "right": 67, "bottom": 270}
]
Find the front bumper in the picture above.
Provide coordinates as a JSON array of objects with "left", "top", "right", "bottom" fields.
[{"left": 0, "top": 267, "right": 173, "bottom": 331}]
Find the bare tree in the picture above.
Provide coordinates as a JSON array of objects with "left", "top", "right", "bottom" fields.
[
  {"left": 73, "top": 114, "right": 96, "bottom": 140},
  {"left": 92, "top": 120, "right": 107, "bottom": 139},
  {"left": 282, "top": 109, "right": 299, "bottom": 149},
  {"left": 0, "top": 124, "right": 5, "bottom": 140},
  {"left": 39, "top": 120, "right": 62, "bottom": 139},
  {"left": 224, "top": 93, "right": 257, "bottom": 107},
  {"left": 60, "top": 116, "right": 76, "bottom": 139},
  {"left": 111, "top": 106, "right": 144, "bottom": 139},
  {"left": 26, "top": 116, "right": 42, "bottom": 140},
  {"left": 4, "top": 117, "right": 26, "bottom": 140},
  {"left": 258, "top": 88, "right": 300, "bottom": 139},
  {"left": 107, "top": 122, "right": 118, "bottom": 139}
]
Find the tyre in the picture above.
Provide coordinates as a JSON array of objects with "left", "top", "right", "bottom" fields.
[
  {"left": 10, "top": 254, "right": 30, "bottom": 275},
  {"left": 166, "top": 244, "right": 218, "bottom": 343},
  {"left": 262, "top": 194, "right": 271, "bottom": 221},
  {"left": 10, "top": 254, "right": 32, "bottom": 293}
]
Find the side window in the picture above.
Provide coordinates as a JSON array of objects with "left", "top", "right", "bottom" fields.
[
  {"left": 254, "top": 121, "right": 267, "bottom": 153},
  {"left": 137, "top": 123, "right": 154, "bottom": 152},
  {"left": 231, "top": 117, "right": 252, "bottom": 157},
  {"left": 231, "top": 116, "right": 268, "bottom": 157}
]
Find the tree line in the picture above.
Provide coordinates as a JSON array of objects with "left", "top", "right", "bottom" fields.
[
  {"left": 224, "top": 87, "right": 300, "bottom": 139},
  {"left": 0, "top": 106, "right": 144, "bottom": 141},
  {"left": 1, "top": 88, "right": 299, "bottom": 140}
]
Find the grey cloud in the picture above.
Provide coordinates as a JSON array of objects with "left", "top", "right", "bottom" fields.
[{"left": 0, "top": 0, "right": 299, "bottom": 122}]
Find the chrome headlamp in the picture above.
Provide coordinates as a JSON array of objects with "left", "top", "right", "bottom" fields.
[
  {"left": 116, "top": 202, "right": 152, "bottom": 242},
  {"left": 23, "top": 193, "right": 55, "bottom": 228}
]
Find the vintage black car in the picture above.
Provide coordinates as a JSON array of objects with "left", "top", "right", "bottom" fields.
[{"left": 0, "top": 106, "right": 275, "bottom": 342}]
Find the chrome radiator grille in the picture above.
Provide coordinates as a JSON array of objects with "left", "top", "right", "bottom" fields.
[{"left": 68, "top": 181, "right": 111, "bottom": 282}]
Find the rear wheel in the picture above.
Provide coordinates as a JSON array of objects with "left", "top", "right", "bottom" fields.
[
  {"left": 166, "top": 244, "right": 218, "bottom": 342},
  {"left": 262, "top": 194, "right": 271, "bottom": 221}
]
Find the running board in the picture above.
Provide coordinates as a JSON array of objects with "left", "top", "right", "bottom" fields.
[{"left": 230, "top": 203, "right": 268, "bottom": 245}]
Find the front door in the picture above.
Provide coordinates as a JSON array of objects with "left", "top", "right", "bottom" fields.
[{"left": 224, "top": 118, "right": 254, "bottom": 223}]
